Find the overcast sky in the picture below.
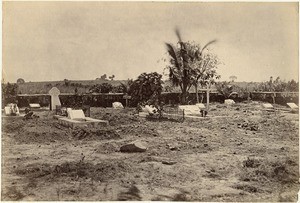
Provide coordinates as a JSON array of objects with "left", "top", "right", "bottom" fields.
[{"left": 3, "top": 2, "right": 299, "bottom": 83}]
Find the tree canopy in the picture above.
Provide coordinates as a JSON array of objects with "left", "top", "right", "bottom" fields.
[
  {"left": 129, "top": 72, "right": 163, "bottom": 105},
  {"left": 165, "top": 29, "right": 220, "bottom": 104}
]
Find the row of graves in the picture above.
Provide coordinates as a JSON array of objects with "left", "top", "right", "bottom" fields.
[
  {"left": 138, "top": 98, "right": 299, "bottom": 122},
  {"left": 3, "top": 87, "right": 110, "bottom": 128},
  {"left": 50, "top": 87, "right": 110, "bottom": 128},
  {"left": 3, "top": 87, "right": 299, "bottom": 125}
]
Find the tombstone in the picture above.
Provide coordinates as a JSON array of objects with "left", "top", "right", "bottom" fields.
[
  {"left": 145, "top": 105, "right": 158, "bottom": 114},
  {"left": 66, "top": 108, "right": 73, "bottom": 117},
  {"left": 196, "top": 103, "right": 206, "bottom": 109},
  {"left": 224, "top": 99, "right": 235, "bottom": 105},
  {"left": 178, "top": 105, "right": 201, "bottom": 115},
  {"left": 4, "top": 106, "right": 11, "bottom": 115},
  {"left": 4, "top": 103, "right": 20, "bottom": 116},
  {"left": 49, "top": 87, "right": 61, "bottom": 110},
  {"left": 112, "top": 102, "right": 124, "bottom": 109},
  {"left": 29, "top": 103, "right": 41, "bottom": 109},
  {"left": 141, "top": 107, "right": 148, "bottom": 113},
  {"left": 287, "top": 103, "right": 298, "bottom": 109},
  {"left": 68, "top": 109, "right": 86, "bottom": 120},
  {"left": 262, "top": 103, "right": 274, "bottom": 109}
]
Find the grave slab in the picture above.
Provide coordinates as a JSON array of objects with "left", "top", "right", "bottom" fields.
[
  {"left": 178, "top": 105, "right": 201, "bottom": 115},
  {"left": 262, "top": 103, "right": 274, "bottom": 109},
  {"left": 287, "top": 103, "right": 298, "bottom": 109},
  {"left": 59, "top": 109, "right": 109, "bottom": 128},
  {"left": 196, "top": 103, "right": 206, "bottom": 109},
  {"left": 224, "top": 99, "right": 235, "bottom": 105},
  {"left": 29, "top": 103, "right": 41, "bottom": 108},
  {"left": 58, "top": 117, "right": 109, "bottom": 128}
]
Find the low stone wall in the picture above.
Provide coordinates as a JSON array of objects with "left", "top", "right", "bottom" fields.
[{"left": 12, "top": 92, "right": 299, "bottom": 108}]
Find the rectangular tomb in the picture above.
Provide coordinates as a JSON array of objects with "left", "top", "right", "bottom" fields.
[
  {"left": 58, "top": 117, "right": 109, "bottom": 128},
  {"left": 178, "top": 105, "right": 201, "bottom": 115}
]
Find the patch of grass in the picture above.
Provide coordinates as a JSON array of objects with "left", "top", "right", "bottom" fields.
[
  {"left": 232, "top": 184, "right": 260, "bottom": 193},
  {"left": 243, "top": 157, "right": 261, "bottom": 168},
  {"left": 239, "top": 157, "right": 298, "bottom": 184},
  {"left": 2, "top": 186, "right": 25, "bottom": 201},
  {"left": 117, "top": 185, "right": 142, "bottom": 201}
]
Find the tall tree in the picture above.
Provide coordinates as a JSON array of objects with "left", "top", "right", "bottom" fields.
[{"left": 165, "top": 28, "right": 219, "bottom": 104}]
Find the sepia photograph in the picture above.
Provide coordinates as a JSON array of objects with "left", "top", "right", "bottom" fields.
[{"left": 1, "top": 1, "right": 299, "bottom": 201}]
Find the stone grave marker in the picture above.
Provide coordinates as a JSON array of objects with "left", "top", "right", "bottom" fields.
[
  {"left": 29, "top": 103, "right": 41, "bottom": 109},
  {"left": 196, "top": 103, "right": 206, "bottom": 109},
  {"left": 4, "top": 103, "right": 20, "bottom": 116},
  {"left": 224, "top": 99, "right": 235, "bottom": 105},
  {"left": 145, "top": 105, "right": 158, "bottom": 114},
  {"left": 178, "top": 105, "right": 201, "bottom": 115},
  {"left": 112, "top": 102, "right": 124, "bottom": 109},
  {"left": 49, "top": 87, "right": 61, "bottom": 110},
  {"left": 262, "top": 103, "right": 273, "bottom": 109},
  {"left": 68, "top": 109, "right": 86, "bottom": 120},
  {"left": 287, "top": 103, "right": 298, "bottom": 109},
  {"left": 4, "top": 107, "right": 11, "bottom": 115}
]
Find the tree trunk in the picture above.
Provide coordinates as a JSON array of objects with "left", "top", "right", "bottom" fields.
[
  {"left": 272, "top": 92, "right": 275, "bottom": 104},
  {"left": 195, "top": 84, "right": 199, "bottom": 103},
  {"left": 200, "top": 93, "right": 204, "bottom": 103},
  {"left": 181, "top": 91, "right": 188, "bottom": 105},
  {"left": 181, "top": 82, "right": 189, "bottom": 105},
  {"left": 206, "top": 89, "right": 210, "bottom": 110}
]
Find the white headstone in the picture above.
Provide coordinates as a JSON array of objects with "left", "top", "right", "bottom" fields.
[
  {"left": 287, "top": 103, "right": 298, "bottom": 109},
  {"left": 49, "top": 87, "right": 61, "bottom": 110},
  {"left": 29, "top": 103, "right": 41, "bottom": 108},
  {"left": 145, "top": 105, "right": 158, "bottom": 114},
  {"left": 196, "top": 103, "right": 206, "bottom": 109},
  {"left": 141, "top": 107, "right": 148, "bottom": 113},
  {"left": 4, "top": 104, "right": 20, "bottom": 116},
  {"left": 178, "top": 105, "right": 201, "bottom": 115},
  {"left": 68, "top": 109, "right": 86, "bottom": 120},
  {"left": 224, "top": 99, "right": 235, "bottom": 105},
  {"left": 67, "top": 108, "right": 72, "bottom": 116},
  {"left": 262, "top": 103, "right": 273, "bottom": 109},
  {"left": 4, "top": 107, "right": 11, "bottom": 115},
  {"left": 112, "top": 102, "right": 124, "bottom": 109}
]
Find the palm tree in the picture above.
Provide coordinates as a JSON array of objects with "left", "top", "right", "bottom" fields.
[{"left": 165, "top": 27, "right": 217, "bottom": 104}]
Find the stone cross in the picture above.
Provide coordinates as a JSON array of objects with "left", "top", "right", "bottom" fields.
[{"left": 49, "top": 87, "right": 61, "bottom": 110}]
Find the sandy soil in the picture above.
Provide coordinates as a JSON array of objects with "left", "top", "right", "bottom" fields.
[{"left": 1, "top": 102, "right": 299, "bottom": 201}]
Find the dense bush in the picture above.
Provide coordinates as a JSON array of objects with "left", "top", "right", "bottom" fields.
[
  {"left": 2, "top": 83, "right": 19, "bottom": 106},
  {"left": 253, "top": 77, "right": 298, "bottom": 92},
  {"left": 89, "top": 83, "right": 113, "bottom": 93},
  {"left": 129, "top": 72, "right": 163, "bottom": 104}
]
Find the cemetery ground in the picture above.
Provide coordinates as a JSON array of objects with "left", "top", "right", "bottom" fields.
[{"left": 1, "top": 102, "right": 299, "bottom": 201}]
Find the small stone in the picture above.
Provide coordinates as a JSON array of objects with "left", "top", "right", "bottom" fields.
[
  {"left": 162, "top": 160, "right": 177, "bottom": 165},
  {"left": 120, "top": 141, "right": 147, "bottom": 153}
]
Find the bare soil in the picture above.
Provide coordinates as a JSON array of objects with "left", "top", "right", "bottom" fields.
[{"left": 1, "top": 102, "right": 299, "bottom": 201}]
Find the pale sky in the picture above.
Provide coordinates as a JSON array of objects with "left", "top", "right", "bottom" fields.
[{"left": 3, "top": 2, "right": 299, "bottom": 83}]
